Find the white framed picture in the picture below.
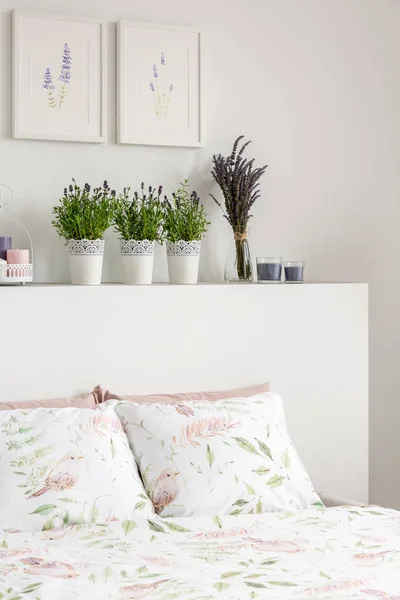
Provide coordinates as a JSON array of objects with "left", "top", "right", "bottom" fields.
[
  {"left": 118, "top": 21, "right": 202, "bottom": 148},
  {"left": 12, "top": 10, "right": 107, "bottom": 143}
]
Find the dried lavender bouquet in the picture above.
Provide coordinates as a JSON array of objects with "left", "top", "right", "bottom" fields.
[{"left": 210, "top": 136, "right": 267, "bottom": 281}]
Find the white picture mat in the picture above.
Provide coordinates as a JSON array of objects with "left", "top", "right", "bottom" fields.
[
  {"left": 13, "top": 10, "right": 107, "bottom": 143},
  {"left": 118, "top": 21, "right": 202, "bottom": 147},
  {"left": 0, "top": 283, "right": 368, "bottom": 503}
]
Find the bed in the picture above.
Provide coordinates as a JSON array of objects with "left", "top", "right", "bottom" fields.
[
  {"left": 0, "top": 392, "right": 398, "bottom": 600},
  {"left": 0, "top": 283, "right": 379, "bottom": 598},
  {"left": 2, "top": 506, "right": 400, "bottom": 599}
]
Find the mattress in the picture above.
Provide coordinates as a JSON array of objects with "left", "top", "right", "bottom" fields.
[{"left": 1, "top": 506, "right": 399, "bottom": 599}]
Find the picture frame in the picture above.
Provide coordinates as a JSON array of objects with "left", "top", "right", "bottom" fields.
[
  {"left": 118, "top": 21, "right": 202, "bottom": 148},
  {"left": 12, "top": 10, "right": 107, "bottom": 143}
]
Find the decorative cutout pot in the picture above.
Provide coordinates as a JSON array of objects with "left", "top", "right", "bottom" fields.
[
  {"left": 166, "top": 240, "right": 201, "bottom": 284},
  {"left": 120, "top": 239, "right": 155, "bottom": 285},
  {"left": 67, "top": 239, "right": 104, "bottom": 285}
]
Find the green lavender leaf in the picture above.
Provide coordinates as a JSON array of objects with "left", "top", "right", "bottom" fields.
[
  {"left": 281, "top": 449, "right": 291, "bottom": 468},
  {"left": 245, "top": 483, "right": 256, "bottom": 495},
  {"left": 21, "top": 583, "right": 41, "bottom": 594},
  {"left": 110, "top": 438, "right": 116, "bottom": 458},
  {"left": 233, "top": 499, "right": 248, "bottom": 506},
  {"left": 252, "top": 466, "right": 270, "bottom": 476},
  {"left": 255, "top": 438, "right": 273, "bottom": 460},
  {"left": 122, "top": 520, "right": 137, "bottom": 535},
  {"left": 267, "top": 475, "right": 284, "bottom": 488},
  {"left": 214, "top": 582, "right": 230, "bottom": 592},
  {"left": 147, "top": 520, "right": 166, "bottom": 533},
  {"left": 206, "top": 444, "right": 215, "bottom": 467},
  {"left": 136, "top": 566, "right": 147, "bottom": 574},
  {"left": 163, "top": 521, "right": 191, "bottom": 533},
  {"left": 213, "top": 516, "right": 222, "bottom": 529},
  {"left": 261, "top": 559, "right": 279, "bottom": 566},
  {"left": 29, "top": 504, "right": 56, "bottom": 516},
  {"left": 233, "top": 437, "right": 260, "bottom": 455}
]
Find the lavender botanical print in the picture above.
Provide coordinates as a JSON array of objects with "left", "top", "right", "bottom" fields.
[
  {"left": 0, "top": 405, "right": 153, "bottom": 531},
  {"left": 1, "top": 506, "right": 400, "bottom": 598},
  {"left": 42, "top": 43, "right": 72, "bottom": 109},
  {"left": 149, "top": 52, "right": 174, "bottom": 118},
  {"left": 116, "top": 393, "right": 321, "bottom": 518}
]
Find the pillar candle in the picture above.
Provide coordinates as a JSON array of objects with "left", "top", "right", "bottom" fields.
[
  {"left": 6, "top": 249, "right": 30, "bottom": 264},
  {"left": 0, "top": 236, "right": 12, "bottom": 260}
]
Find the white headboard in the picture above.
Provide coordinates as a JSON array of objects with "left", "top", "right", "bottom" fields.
[{"left": 1, "top": 282, "right": 368, "bottom": 502}]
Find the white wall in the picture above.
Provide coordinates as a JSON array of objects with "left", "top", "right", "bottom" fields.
[{"left": 0, "top": 0, "right": 399, "bottom": 508}]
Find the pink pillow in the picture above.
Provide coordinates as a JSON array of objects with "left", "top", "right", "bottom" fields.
[
  {"left": 0, "top": 390, "right": 98, "bottom": 411},
  {"left": 94, "top": 383, "right": 271, "bottom": 404}
]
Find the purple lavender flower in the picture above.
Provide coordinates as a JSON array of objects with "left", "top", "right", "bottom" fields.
[
  {"left": 149, "top": 82, "right": 155, "bottom": 92},
  {"left": 42, "top": 68, "right": 55, "bottom": 90},
  {"left": 153, "top": 65, "right": 158, "bottom": 78},
  {"left": 59, "top": 43, "right": 72, "bottom": 84},
  {"left": 169, "top": 84, "right": 174, "bottom": 92},
  {"left": 161, "top": 52, "right": 165, "bottom": 65}
]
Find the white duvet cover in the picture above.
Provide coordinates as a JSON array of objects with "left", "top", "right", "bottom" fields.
[{"left": 1, "top": 506, "right": 399, "bottom": 599}]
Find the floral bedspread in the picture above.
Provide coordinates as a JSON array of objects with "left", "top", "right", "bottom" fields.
[{"left": 1, "top": 506, "right": 400, "bottom": 599}]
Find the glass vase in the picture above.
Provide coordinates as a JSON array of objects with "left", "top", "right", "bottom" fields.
[{"left": 224, "top": 232, "right": 254, "bottom": 283}]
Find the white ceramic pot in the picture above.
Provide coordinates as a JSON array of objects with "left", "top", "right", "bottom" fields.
[
  {"left": 120, "top": 240, "right": 155, "bottom": 285},
  {"left": 67, "top": 239, "right": 104, "bottom": 285},
  {"left": 166, "top": 240, "right": 201, "bottom": 284}
]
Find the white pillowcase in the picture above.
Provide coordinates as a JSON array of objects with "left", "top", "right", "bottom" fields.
[
  {"left": 116, "top": 392, "right": 321, "bottom": 517},
  {"left": 0, "top": 404, "right": 153, "bottom": 531}
]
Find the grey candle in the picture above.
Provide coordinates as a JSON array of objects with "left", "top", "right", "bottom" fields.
[
  {"left": 256, "top": 257, "right": 282, "bottom": 283},
  {"left": 284, "top": 261, "right": 305, "bottom": 283},
  {"left": 0, "top": 236, "right": 11, "bottom": 261}
]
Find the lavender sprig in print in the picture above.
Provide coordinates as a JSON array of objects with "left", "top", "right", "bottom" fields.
[
  {"left": 42, "top": 43, "right": 72, "bottom": 110},
  {"left": 149, "top": 51, "right": 174, "bottom": 118},
  {"left": 58, "top": 43, "right": 72, "bottom": 108},
  {"left": 42, "top": 67, "right": 57, "bottom": 109}
]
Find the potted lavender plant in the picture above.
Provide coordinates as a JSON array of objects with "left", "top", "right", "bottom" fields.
[
  {"left": 164, "top": 180, "right": 209, "bottom": 284},
  {"left": 210, "top": 136, "right": 268, "bottom": 282},
  {"left": 52, "top": 180, "right": 115, "bottom": 285},
  {"left": 113, "top": 183, "right": 164, "bottom": 285}
]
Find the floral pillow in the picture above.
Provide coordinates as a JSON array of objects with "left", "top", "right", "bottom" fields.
[
  {"left": 0, "top": 404, "right": 153, "bottom": 531},
  {"left": 116, "top": 393, "right": 321, "bottom": 517}
]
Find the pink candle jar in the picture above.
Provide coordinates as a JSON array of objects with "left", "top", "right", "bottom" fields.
[{"left": 6, "top": 249, "right": 30, "bottom": 278}]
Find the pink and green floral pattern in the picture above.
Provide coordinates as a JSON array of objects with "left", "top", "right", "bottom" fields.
[
  {"left": 116, "top": 393, "right": 321, "bottom": 517},
  {"left": 0, "top": 506, "right": 399, "bottom": 598},
  {"left": 0, "top": 405, "right": 154, "bottom": 531}
]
